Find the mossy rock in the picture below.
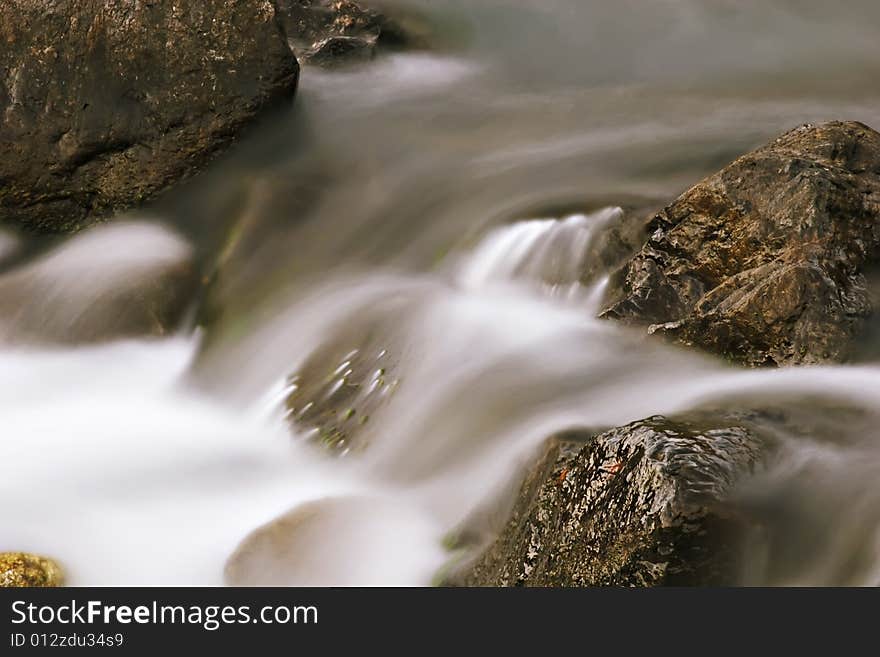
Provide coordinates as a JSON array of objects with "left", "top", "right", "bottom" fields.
[{"left": 0, "top": 553, "right": 64, "bottom": 587}]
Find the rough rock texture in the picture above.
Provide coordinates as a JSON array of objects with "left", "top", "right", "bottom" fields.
[
  {"left": 0, "top": 0, "right": 299, "bottom": 233},
  {"left": 277, "top": 0, "right": 415, "bottom": 66},
  {"left": 600, "top": 121, "right": 880, "bottom": 366},
  {"left": 0, "top": 553, "right": 64, "bottom": 587},
  {"left": 458, "top": 416, "right": 763, "bottom": 587}
]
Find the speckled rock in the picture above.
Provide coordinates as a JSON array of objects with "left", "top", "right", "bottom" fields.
[
  {"left": 0, "top": 0, "right": 299, "bottom": 233},
  {"left": 284, "top": 309, "right": 403, "bottom": 453},
  {"left": 600, "top": 121, "right": 880, "bottom": 366},
  {"left": 285, "top": 341, "right": 397, "bottom": 453},
  {"left": 0, "top": 553, "right": 64, "bottom": 587},
  {"left": 457, "top": 416, "right": 763, "bottom": 586}
]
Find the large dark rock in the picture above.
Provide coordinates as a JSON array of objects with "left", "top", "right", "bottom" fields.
[
  {"left": 0, "top": 1, "right": 299, "bottom": 233},
  {"left": 457, "top": 416, "right": 764, "bottom": 587},
  {"left": 600, "top": 121, "right": 880, "bottom": 366}
]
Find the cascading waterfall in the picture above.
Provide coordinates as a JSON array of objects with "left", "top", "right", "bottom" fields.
[
  {"left": 455, "top": 207, "right": 619, "bottom": 295},
  {"left": 5, "top": 215, "right": 880, "bottom": 585},
  {"left": 6, "top": 0, "right": 880, "bottom": 587}
]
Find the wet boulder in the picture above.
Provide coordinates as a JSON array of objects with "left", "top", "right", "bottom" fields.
[
  {"left": 601, "top": 121, "right": 880, "bottom": 366},
  {"left": 0, "top": 0, "right": 299, "bottom": 233},
  {"left": 0, "top": 552, "right": 64, "bottom": 587},
  {"left": 456, "top": 416, "right": 763, "bottom": 587}
]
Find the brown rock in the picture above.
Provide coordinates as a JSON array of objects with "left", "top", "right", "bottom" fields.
[
  {"left": 0, "top": 1, "right": 299, "bottom": 233},
  {"left": 0, "top": 222, "right": 196, "bottom": 344},
  {"left": 601, "top": 121, "right": 880, "bottom": 366},
  {"left": 454, "top": 416, "right": 764, "bottom": 587}
]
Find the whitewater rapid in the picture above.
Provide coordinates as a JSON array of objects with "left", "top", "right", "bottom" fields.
[{"left": 4, "top": 216, "right": 880, "bottom": 585}]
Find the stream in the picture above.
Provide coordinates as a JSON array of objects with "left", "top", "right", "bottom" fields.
[{"left": 4, "top": 0, "right": 880, "bottom": 586}]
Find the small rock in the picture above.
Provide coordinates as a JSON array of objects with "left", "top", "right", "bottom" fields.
[
  {"left": 225, "top": 497, "right": 441, "bottom": 586},
  {"left": 285, "top": 332, "right": 399, "bottom": 453},
  {"left": 0, "top": 553, "right": 64, "bottom": 587},
  {"left": 277, "top": 0, "right": 423, "bottom": 66},
  {"left": 306, "top": 35, "right": 377, "bottom": 66}
]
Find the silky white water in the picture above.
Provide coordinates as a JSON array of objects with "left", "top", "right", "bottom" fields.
[{"left": 4, "top": 217, "right": 880, "bottom": 585}]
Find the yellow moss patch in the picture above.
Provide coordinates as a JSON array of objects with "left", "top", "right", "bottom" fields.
[{"left": 0, "top": 553, "right": 64, "bottom": 587}]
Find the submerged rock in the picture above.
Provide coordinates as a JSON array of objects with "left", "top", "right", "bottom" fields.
[
  {"left": 283, "top": 300, "right": 407, "bottom": 453},
  {"left": 0, "top": 553, "right": 64, "bottom": 587},
  {"left": 225, "top": 497, "right": 442, "bottom": 586},
  {"left": 277, "top": 0, "right": 420, "bottom": 66},
  {"left": 0, "top": 222, "right": 196, "bottom": 344},
  {"left": 456, "top": 416, "right": 764, "bottom": 586},
  {"left": 601, "top": 121, "right": 880, "bottom": 366},
  {"left": 0, "top": 231, "right": 20, "bottom": 268},
  {"left": 0, "top": 0, "right": 299, "bottom": 233},
  {"left": 285, "top": 339, "right": 398, "bottom": 452},
  {"left": 578, "top": 203, "right": 658, "bottom": 288}
]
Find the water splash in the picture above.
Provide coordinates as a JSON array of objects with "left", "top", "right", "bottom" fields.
[{"left": 456, "top": 207, "right": 620, "bottom": 292}]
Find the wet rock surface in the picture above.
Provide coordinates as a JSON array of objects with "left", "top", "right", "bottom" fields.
[
  {"left": 0, "top": 552, "right": 64, "bottom": 587},
  {"left": 601, "top": 121, "right": 880, "bottom": 366},
  {"left": 456, "top": 416, "right": 764, "bottom": 587},
  {"left": 285, "top": 339, "right": 398, "bottom": 453},
  {"left": 283, "top": 302, "right": 406, "bottom": 454},
  {"left": 277, "top": 0, "right": 419, "bottom": 66},
  {"left": 225, "top": 498, "right": 363, "bottom": 586},
  {"left": 0, "top": 0, "right": 299, "bottom": 233},
  {"left": 578, "top": 203, "right": 658, "bottom": 288}
]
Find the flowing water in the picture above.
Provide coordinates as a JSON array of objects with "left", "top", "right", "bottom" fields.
[{"left": 4, "top": 0, "right": 880, "bottom": 586}]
